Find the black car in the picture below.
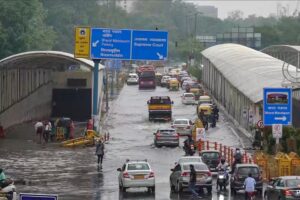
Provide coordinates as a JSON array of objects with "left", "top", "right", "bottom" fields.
[
  {"left": 199, "top": 150, "right": 220, "bottom": 172},
  {"left": 230, "top": 164, "right": 263, "bottom": 195}
]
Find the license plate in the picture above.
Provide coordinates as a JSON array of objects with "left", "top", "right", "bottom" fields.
[
  {"left": 178, "top": 127, "right": 184, "bottom": 130},
  {"left": 196, "top": 175, "right": 204, "bottom": 181},
  {"left": 134, "top": 175, "right": 144, "bottom": 180}
]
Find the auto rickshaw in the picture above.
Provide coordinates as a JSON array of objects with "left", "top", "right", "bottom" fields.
[
  {"left": 198, "top": 95, "right": 212, "bottom": 106},
  {"left": 169, "top": 78, "right": 180, "bottom": 91},
  {"left": 197, "top": 104, "right": 212, "bottom": 117},
  {"left": 155, "top": 72, "right": 162, "bottom": 86},
  {"left": 190, "top": 88, "right": 201, "bottom": 101}
]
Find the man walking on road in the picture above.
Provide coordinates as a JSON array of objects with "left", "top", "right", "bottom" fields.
[
  {"left": 189, "top": 165, "right": 202, "bottom": 199},
  {"left": 244, "top": 173, "right": 256, "bottom": 200},
  {"left": 95, "top": 139, "right": 105, "bottom": 167},
  {"left": 34, "top": 120, "right": 44, "bottom": 144}
]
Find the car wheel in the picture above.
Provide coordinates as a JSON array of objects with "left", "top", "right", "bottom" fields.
[{"left": 170, "top": 182, "right": 175, "bottom": 193}]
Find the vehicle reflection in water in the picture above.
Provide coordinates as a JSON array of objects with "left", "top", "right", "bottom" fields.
[
  {"left": 92, "top": 168, "right": 104, "bottom": 200},
  {"left": 118, "top": 189, "right": 155, "bottom": 200}
]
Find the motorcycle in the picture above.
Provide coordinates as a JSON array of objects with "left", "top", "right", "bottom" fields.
[
  {"left": 184, "top": 143, "right": 195, "bottom": 156},
  {"left": 217, "top": 168, "right": 229, "bottom": 191},
  {"left": 0, "top": 179, "right": 17, "bottom": 200}
]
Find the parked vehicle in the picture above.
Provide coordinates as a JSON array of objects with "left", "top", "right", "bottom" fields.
[
  {"left": 181, "top": 93, "right": 195, "bottom": 105},
  {"left": 171, "top": 119, "right": 193, "bottom": 136},
  {"left": 170, "top": 162, "right": 212, "bottom": 194},
  {"left": 117, "top": 159, "right": 155, "bottom": 193},
  {"left": 153, "top": 129, "right": 179, "bottom": 147},
  {"left": 147, "top": 96, "right": 173, "bottom": 121},
  {"left": 126, "top": 73, "right": 139, "bottom": 85},
  {"left": 230, "top": 164, "right": 263, "bottom": 195},
  {"left": 160, "top": 75, "right": 171, "bottom": 87},
  {"left": 264, "top": 176, "right": 300, "bottom": 200},
  {"left": 139, "top": 71, "right": 156, "bottom": 89},
  {"left": 199, "top": 150, "right": 221, "bottom": 172}
]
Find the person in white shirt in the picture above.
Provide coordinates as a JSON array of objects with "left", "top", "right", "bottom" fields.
[
  {"left": 43, "top": 121, "right": 52, "bottom": 143},
  {"left": 244, "top": 173, "right": 256, "bottom": 200},
  {"left": 34, "top": 120, "right": 44, "bottom": 144}
]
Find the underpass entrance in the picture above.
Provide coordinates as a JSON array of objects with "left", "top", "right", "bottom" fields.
[{"left": 51, "top": 88, "right": 91, "bottom": 121}]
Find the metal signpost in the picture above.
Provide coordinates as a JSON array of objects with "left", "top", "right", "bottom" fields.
[
  {"left": 88, "top": 28, "right": 168, "bottom": 130},
  {"left": 263, "top": 88, "right": 292, "bottom": 126},
  {"left": 20, "top": 193, "right": 58, "bottom": 200},
  {"left": 272, "top": 124, "right": 283, "bottom": 152}
]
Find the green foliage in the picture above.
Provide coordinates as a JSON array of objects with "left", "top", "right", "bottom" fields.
[
  {"left": 188, "top": 65, "right": 202, "bottom": 82},
  {"left": 0, "top": 0, "right": 55, "bottom": 59}
]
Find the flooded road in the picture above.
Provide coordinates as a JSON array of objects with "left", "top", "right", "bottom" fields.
[{"left": 0, "top": 84, "right": 261, "bottom": 200}]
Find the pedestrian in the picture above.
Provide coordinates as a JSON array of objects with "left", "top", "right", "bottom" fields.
[
  {"left": 244, "top": 172, "right": 256, "bottom": 200},
  {"left": 95, "top": 139, "right": 105, "bottom": 167},
  {"left": 50, "top": 121, "right": 56, "bottom": 142},
  {"left": 189, "top": 164, "right": 202, "bottom": 199},
  {"left": 0, "top": 168, "right": 6, "bottom": 188},
  {"left": 34, "top": 120, "right": 44, "bottom": 144},
  {"left": 43, "top": 121, "right": 52, "bottom": 143},
  {"left": 70, "top": 120, "right": 75, "bottom": 139},
  {"left": 0, "top": 123, "right": 5, "bottom": 138}
]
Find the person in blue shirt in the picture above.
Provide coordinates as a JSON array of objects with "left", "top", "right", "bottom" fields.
[{"left": 0, "top": 168, "right": 6, "bottom": 188}]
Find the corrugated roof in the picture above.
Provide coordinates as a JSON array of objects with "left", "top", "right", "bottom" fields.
[
  {"left": 262, "top": 45, "right": 300, "bottom": 53},
  {"left": 201, "top": 44, "right": 297, "bottom": 103},
  {"left": 0, "top": 51, "right": 104, "bottom": 70}
]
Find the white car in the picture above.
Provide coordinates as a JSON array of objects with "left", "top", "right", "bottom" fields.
[
  {"left": 161, "top": 75, "right": 170, "bottom": 87},
  {"left": 177, "top": 156, "right": 203, "bottom": 165},
  {"left": 127, "top": 73, "right": 139, "bottom": 85},
  {"left": 171, "top": 118, "right": 193, "bottom": 136},
  {"left": 181, "top": 93, "right": 195, "bottom": 105},
  {"left": 117, "top": 159, "right": 155, "bottom": 193}
]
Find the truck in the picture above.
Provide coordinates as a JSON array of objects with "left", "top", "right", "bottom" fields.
[{"left": 147, "top": 96, "right": 173, "bottom": 121}]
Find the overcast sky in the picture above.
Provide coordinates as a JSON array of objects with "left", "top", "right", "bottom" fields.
[{"left": 189, "top": 1, "right": 298, "bottom": 19}]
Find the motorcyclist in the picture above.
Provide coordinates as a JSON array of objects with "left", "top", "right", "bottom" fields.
[
  {"left": 232, "top": 148, "right": 243, "bottom": 173},
  {"left": 183, "top": 135, "right": 194, "bottom": 155},
  {"left": 217, "top": 157, "right": 229, "bottom": 171},
  {"left": 212, "top": 104, "right": 219, "bottom": 121}
]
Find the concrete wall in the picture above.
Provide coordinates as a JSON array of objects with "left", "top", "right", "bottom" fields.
[{"left": 0, "top": 82, "right": 53, "bottom": 129}]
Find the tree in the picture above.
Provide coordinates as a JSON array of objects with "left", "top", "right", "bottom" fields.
[
  {"left": 227, "top": 10, "right": 244, "bottom": 21},
  {"left": 0, "top": 0, "right": 55, "bottom": 59}
]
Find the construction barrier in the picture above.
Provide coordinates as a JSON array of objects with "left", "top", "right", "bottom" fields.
[
  {"left": 197, "top": 139, "right": 253, "bottom": 166},
  {"left": 252, "top": 151, "right": 300, "bottom": 180}
]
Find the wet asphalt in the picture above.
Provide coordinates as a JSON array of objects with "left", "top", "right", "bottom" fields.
[{"left": 0, "top": 84, "right": 262, "bottom": 200}]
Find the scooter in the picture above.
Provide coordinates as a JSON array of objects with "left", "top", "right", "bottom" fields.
[
  {"left": 217, "top": 169, "right": 229, "bottom": 191},
  {"left": 0, "top": 179, "right": 17, "bottom": 200}
]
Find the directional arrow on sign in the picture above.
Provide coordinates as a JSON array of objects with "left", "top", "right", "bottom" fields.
[
  {"left": 92, "top": 40, "right": 99, "bottom": 47},
  {"left": 156, "top": 52, "right": 163, "bottom": 60},
  {"left": 275, "top": 116, "right": 287, "bottom": 121}
]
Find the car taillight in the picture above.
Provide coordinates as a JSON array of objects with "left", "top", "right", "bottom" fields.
[
  {"left": 140, "top": 81, "right": 144, "bottom": 84},
  {"left": 176, "top": 134, "right": 179, "bottom": 139},
  {"left": 149, "top": 171, "right": 155, "bottom": 178},
  {"left": 207, "top": 171, "right": 212, "bottom": 176},
  {"left": 123, "top": 172, "right": 130, "bottom": 178},
  {"left": 181, "top": 172, "right": 190, "bottom": 177},
  {"left": 284, "top": 189, "right": 292, "bottom": 196},
  {"left": 156, "top": 133, "right": 161, "bottom": 139}
]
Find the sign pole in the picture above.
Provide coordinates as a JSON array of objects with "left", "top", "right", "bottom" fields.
[{"left": 93, "top": 60, "right": 100, "bottom": 131}]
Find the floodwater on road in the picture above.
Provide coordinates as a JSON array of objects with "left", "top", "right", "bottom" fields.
[{"left": 0, "top": 84, "right": 261, "bottom": 200}]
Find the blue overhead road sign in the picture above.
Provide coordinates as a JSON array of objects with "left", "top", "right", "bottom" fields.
[
  {"left": 91, "top": 28, "right": 131, "bottom": 60},
  {"left": 263, "top": 88, "right": 292, "bottom": 126},
  {"left": 20, "top": 193, "right": 58, "bottom": 200},
  {"left": 90, "top": 28, "right": 168, "bottom": 61},
  {"left": 131, "top": 30, "right": 168, "bottom": 60}
]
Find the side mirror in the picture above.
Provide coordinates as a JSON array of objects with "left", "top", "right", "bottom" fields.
[
  {"left": 171, "top": 101, "right": 174, "bottom": 104},
  {"left": 170, "top": 168, "right": 174, "bottom": 172},
  {"left": 117, "top": 168, "right": 121, "bottom": 172}
]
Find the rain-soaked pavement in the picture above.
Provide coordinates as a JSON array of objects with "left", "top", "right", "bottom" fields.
[{"left": 0, "top": 83, "right": 262, "bottom": 200}]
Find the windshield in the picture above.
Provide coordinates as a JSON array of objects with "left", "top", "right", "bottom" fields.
[
  {"left": 184, "top": 94, "right": 195, "bottom": 97},
  {"left": 129, "top": 75, "right": 137, "bottom": 78},
  {"left": 179, "top": 157, "right": 202, "bottom": 164},
  {"left": 183, "top": 164, "right": 208, "bottom": 171},
  {"left": 286, "top": 179, "right": 300, "bottom": 187},
  {"left": 127, "top": 163, "right": 150, "bottom": 171},
  {"left": 237, "top": 167, "right": 259, "bottom": 175},
  {"left": 150, "top": 97, "right": 171, "bottom": 104},
  {"left": 201, "top": 152, "right": 220, "bottom": 159},
  {"left": 174, "top": 120, "right": 188, "bottom": 125},
  {"left": 160, "top": 130, "right": 175, "bottom": 135}
]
